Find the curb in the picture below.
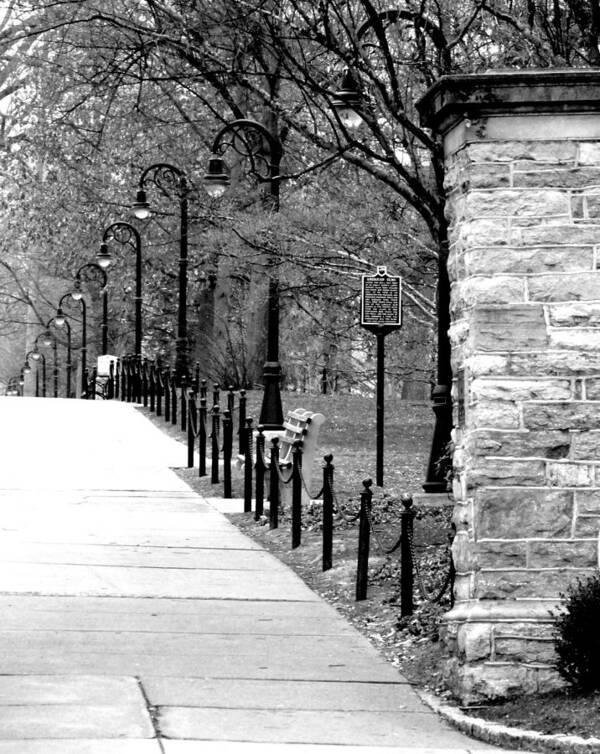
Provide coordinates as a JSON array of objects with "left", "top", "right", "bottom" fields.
[{"left": 416, "top": 689, "right": 600, "bottom": 753}]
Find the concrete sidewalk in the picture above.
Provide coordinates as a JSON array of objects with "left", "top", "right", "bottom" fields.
[{"left": 0, "top": 397, "right": 523, "bottom": 753}]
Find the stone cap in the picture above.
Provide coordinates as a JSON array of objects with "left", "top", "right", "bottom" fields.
[{"left": 417, "top": 68, "right": 600, "bottom": 135}]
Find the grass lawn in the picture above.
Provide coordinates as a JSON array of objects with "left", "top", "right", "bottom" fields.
[{"left": 140, "top": 387, "right": 600, "bottom": 744}]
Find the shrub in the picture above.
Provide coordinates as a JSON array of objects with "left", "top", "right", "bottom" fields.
[{"left": 554, "top": 572, "right": 600, "bottom": 692}]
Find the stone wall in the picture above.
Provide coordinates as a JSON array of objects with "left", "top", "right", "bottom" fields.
[{"left": 418, "top": 72, "right": 600, "bottom": 703}]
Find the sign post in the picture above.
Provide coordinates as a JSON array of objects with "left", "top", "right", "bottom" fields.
[{"left": 361, "top": 266, "right": 402, "bottom": 487}]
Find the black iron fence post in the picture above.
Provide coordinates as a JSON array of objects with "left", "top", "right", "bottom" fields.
[
  {"left": 164, "top": 369, "right": 171, "bottom": 423},
  {"left": 149, "top": 362, "right": 156, "bottom": 413},
  {"left": 356, "top": 478, "right": 373, "bottom": 601},
  {"left": 291, "top": 441, "right": 303, "bottom": 549},
  {"left": 322, "top": 454, "right": 334, "bottom": 571},
  {"left": 200, "top": 379, "right": 207, "bottom": 401},
  {"left": 211, "top": 404, "right": 220, "bottom": 484},
  {"left": 199, "top": 396, "right": 207, "bottom": 477},
  {"left": 114, "top": 358, "right": 120, "bottom": 400},
  {"left": 244, "top": 418, "right": 253, "bottom": 513},
  {"left": 223, "top": 409, "right": 233, "bottom": 499},
  {"left": 187, "top": 391, "right": 197, "bottom": 469},
  {"left": 107, "top": 360, "right": 115, "bottom": 400},
  {"left": 90, "top": 368, "right": 97, "bottom": 400},
  {"left": 142, "top": 359, "right": 149, "bottom": 407},
  {"left": 400, "top": 493, "right": 415, "bottom": 617},
  {"left": 193, "top": 361, "right": 200, "bottom": 393},
  {"left": 126, "top": 358, "right": 134, "bottom": 403},
  {"left": 254, "top": 426, "right": 265, "bottom": 521},
  {"left": 156, "top": 368, "right": 163, "bottom": 417},
  {"left": 171, "top": 375, "right": 177, "bottom": 426},
  {"left": 269, "top": 437, "right": 280, "bottom": 530},
  {"left": 120, "top": 358, "right": 127, "bottom": 401},
  {"left": 238, "top": 389, "right": 247, "bottom": 454},
  {"left": 180, "top": 376, "right": 187, "bottom": 432}
]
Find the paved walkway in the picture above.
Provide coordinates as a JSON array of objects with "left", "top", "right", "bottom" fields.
[{"left": 0, "top": 397, "right": 525, "bottom": 753}]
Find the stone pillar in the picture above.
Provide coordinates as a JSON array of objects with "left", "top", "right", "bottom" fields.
[{"left": 418, "top": 71, "right": 600, "bottom": 703}]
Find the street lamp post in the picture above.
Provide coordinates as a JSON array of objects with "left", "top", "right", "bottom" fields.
[
  {"left": 73, "top": 263, "right": 109, "bottom": 355},
  {"left": 57, "top": 292, "right": 87, "bottom": 398},
  {"left": 204, "top": 118, "right": 284, "bottom": 430},
  {"left": 101, "top": 222, "right": 143, "bottom": 356},
  {"left": 36, "top": 330, "right": 59, "bottom": 397},
  {"left": 26, "top": 348, "right": 47, "bottom": 397},
  {"left": 48, "top": 313, "right": 72, "bottom": 398},
  {"left": 132, "top": 163, "right": 188, "bottom": 382},
  {"left": 329, "top": 11, "right": 452, "bottom": 493}
]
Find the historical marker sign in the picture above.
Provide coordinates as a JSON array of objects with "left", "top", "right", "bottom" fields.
[{"left": 361, "top": 266, "right": 402, "bottom": 331}]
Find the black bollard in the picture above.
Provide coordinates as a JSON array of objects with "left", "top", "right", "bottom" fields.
[
  {"left": 170, "top": 375, "right": 177, "bottom": 426},
  {"left": 107, "top": 360, "right": 115, "bottom": 400},
  {"left": 322, "top": 454, "right": 334, "bottom": 570},
  {"left": 199, "top": 397, "right": 207, "bottom": 477},
  {"left": 180, "top": 376, "right": 187, "bottom": 433},
  {"left": 400, "top": 493, "right": 415, "bottom": 617},
  {"left": 149, "top": 362, "right": 156, "bottom": 413},
  {"left": 114, "top": 359, "right": 120, "bottom": 400},
  {"left": 244, "top": 418, "right": 253, "bottom": 513},
  {"left": 211, "top": 404, "right": 220, "bottom": 484},
  {"left": 187, "top": 392, "right": 197, "bottom": 469},
  {"left": 254, "top": 426, "right": 265, "bottom": 521},
  {"left": 356, "top": 478, "right": 373, "bottom": 601},
  {"left": 223, "top": 409, "right": 233, "bottom": 499},
  {"left": 142, "top": 359, "right": 149, "bottom": 407},
  {"left": 238, "top": 390, "right": 247, "bottom": 454},
  {"left": 269, "top": 437, "right": 280, "bottom": 530},
  {"left": 164, "top": 370, "right": 171, "bottom": 423},
  {"left": 291, "top": 441, "right": 303, "bottom": 549},
  {"left": 156, "top": 369, "right": 163, "bottom": 417}
]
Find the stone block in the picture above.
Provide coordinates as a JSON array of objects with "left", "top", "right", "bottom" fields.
[
  {"left": 459, "top": 218, "right": 510, "bottom": 246},
  {"left": 586, "top": 379, "right": 600, "bottom": 399},
  {"left": 453, "top": 573, "right": 474, "bottom": 602},
  {"left": 465, "top": 141, "right": 578, "bottom": 164},
  {"left": 549, "top": 328, "right": 600, "bottom": 351},
  {"left": 457, "top": 623, "right": 492, "bottom": 662},
  {"left": 575, "top": 489, "right": 600, "bottom": 514},
  {"left": 577, "top": 142, "right": 600, "bottom": 164},
  {"left": 463, "top": 164, "right": 512, "bottom": 190},
  {"left": 454, "top": 661, "right": 532, "bottom": 704},
  {"left": 469, "top": 378, "right": 571, "bottom": 402},
  {"left": 465, "top": 354, "right": 509, "bottom": 377},
  {"left": 465, "top": 246, "right": 593, "bottom": 275},
  {"left": 468, "top": 459, "right": 546, "bottom": 488},
  {"left": 470, "top": 306, "right": 548, "bottom": 351},
  {"left": 476, "top": 488, "right": 573, "bottom": 539},
  {"left": 508, "top": 350, "right": 600, "bottom": 375},
  {"left": 574, "top": 514, "right": 600, "bottom": 537},
  {"left": 519, "top": 224, "right": 600, "bottom": 246},
  {"left": 476, "top": 569, "right": 591, "bottom": 599},
  {"left": 514, "top": 166, "right": 600, "bottom": 188},
  {"left": 465, "top": 189, "right": 569, "bottom": 218},
  {"left": 528, "top": 540, "right": 597, "bottom": 568},
  {"left": 493, "top": 636, "right": 556, "bottom": 664},
  {"left": 453, "top": 277, "right": 525, "bottom": 314},
  {"left": 570, "top": 430, "right": 600, "bottom": 459},
  {"left": 465, "top": 429, "right": 570, "bottom": 459},
  {"left": 452, "top": 531, "right": 477, "bottom": 571},
  {"left": 469, "top": 401, "right": 521, "bottom": 429},
  {"left": 528, "top": 272, "right": 600, "bottom": 301},
  {"left": 547, "top": 461, "right": 594, "bottom": 487},
  {"left": 523, "top": 401, "right": 600, "bottom": 430},
  {"left": 478, "top": 541, "right": 528, "bottom": 569},
  {"left": 547, "top": 302, "right": 600, "bottom": 327}
]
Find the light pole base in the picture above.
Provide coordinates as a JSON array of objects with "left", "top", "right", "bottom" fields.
[
  {"left": 259, "top": 361, "right": 284, "bottom": 431},
  {"left": 423, "top": 383, "right": 453, "bottom": 493}
]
